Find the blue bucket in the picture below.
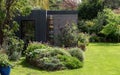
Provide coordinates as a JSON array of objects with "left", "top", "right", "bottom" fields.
[{"left": 0, "top": 66, "right": 11, "bottom": 75}]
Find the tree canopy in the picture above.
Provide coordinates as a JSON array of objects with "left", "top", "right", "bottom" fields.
[
  {"left": 78, "top": 0, "right": 104, "bottom": 20},
  {"left": 29, "top": 0, "right": 49, "bottom": 10}
]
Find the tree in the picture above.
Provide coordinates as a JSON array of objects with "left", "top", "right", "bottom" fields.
[
  {"left": 0, "top": 0, "right": 31, "bottom": 60},
  {"left": 0, "top": 0, "right": 31, "bottom": 44},
  {"left": 78, "top": 0, "right": 104, "bottom": 20},
  {"left": 29, "top": 0, "right": 49, "bottom": 10}
]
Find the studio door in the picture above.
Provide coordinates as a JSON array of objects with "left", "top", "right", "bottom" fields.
[{"left": 21, "top": 20, "right": 35, "bottom": 43}]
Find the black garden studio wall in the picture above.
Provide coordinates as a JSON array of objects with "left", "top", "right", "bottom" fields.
[{"left": 15, "top": 10, "right": 78, "bottom": 43}]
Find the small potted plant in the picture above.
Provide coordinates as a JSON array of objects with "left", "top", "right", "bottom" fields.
[{"left": 0, "top": 53, "right": 11, "bottom": 75}]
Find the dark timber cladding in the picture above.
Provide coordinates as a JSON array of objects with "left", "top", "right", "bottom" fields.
[
  {"left": 15, "top": 10, "right": 78, "bottom": 42},
  {"left": 15, "top": 10, "right": 47, "bottom": 42}
]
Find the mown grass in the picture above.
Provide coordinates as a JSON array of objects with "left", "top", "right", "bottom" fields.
[{"left": 11, "top": 43, "right": 120, "bottom": 75}]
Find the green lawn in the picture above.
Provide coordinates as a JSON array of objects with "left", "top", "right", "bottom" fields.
[{"left": 11, "top": 43, "right": 120, "bottom": 75}]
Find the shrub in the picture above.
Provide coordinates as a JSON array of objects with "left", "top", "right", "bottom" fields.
[
  {"left": 57, "top": 55, "right": 83, "bottom": 69},
  {"left": 26, "top": 49, "right": 66, "bottom": 71},
  {"left": 91, "top": 8, "right": 120, "bottom": 42},
  {"left": 50, "top": 47, "right": 71, "bottom": 57},
  {"left": 78, "top": 8, "right": 120, "bottom": 42},
  {"left": 2, "top": 37, "right": 24, "bottom": 61},
  {"left": 77, "top": 33, "right": 90, "bottom": 51},
  {"left": 26, "top": 48, "right": 53, "bottom": 62},
  {"left": 78, "top": 20, "right": 95, "bottom": 33},
  {"left": 26, "top": 42, "right": 49, "bottom": 53},
  {"left": 26, "top": 47, "right": 71, "bottom": 71},
  {"left": 2, "top": 23, "right": 24, "bottom": 61},
  {"left": 90, "top": 33, "right": 100, "bottom": 42},
  {"left": 78, "top": 20, "right": 86, "bottom": 32},
  {"left": 100, "top": 8, "right": 120, "bottom": 42},
  {"left": 68, "top": 48, "right": 84, "bottom": 62},
  {"left": 78, "top": 33, "right": 90, "bottom": 45},
  {"left": 38, "top": 57, "right": 65, "bottom": 71},
  {"left": 56, "top": 23, "right": 78, "bottom": 47},
  {"left": 26, "top": 43, "right": 84, "bottom": 71}
]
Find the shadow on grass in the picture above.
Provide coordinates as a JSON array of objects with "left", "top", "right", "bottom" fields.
[{"left": 90, "top": 43, "right": 120, "bottom": 46}]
